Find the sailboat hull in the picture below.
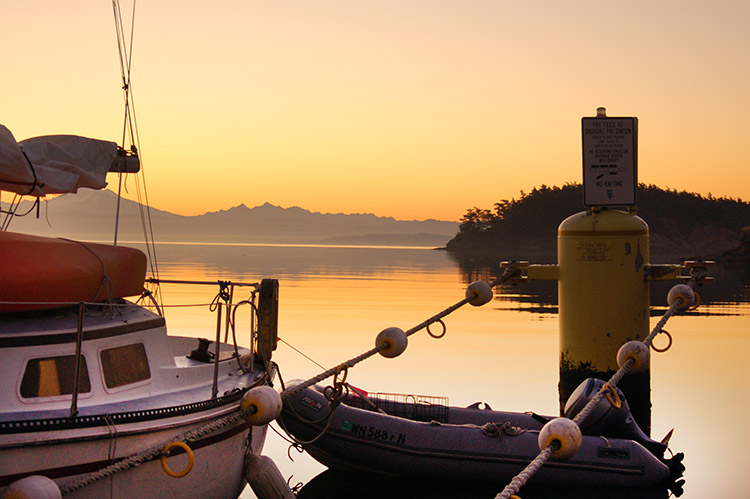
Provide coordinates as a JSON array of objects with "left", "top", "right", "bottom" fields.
[{"left": 0, "top": 395, "right": 267, "bottom": 498}]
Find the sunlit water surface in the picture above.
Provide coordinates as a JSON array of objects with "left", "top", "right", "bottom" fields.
[{"left": 140, "top": 242, "right": 750, "bottom": 498}]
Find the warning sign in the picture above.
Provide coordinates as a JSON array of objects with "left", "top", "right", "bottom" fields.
[{"left": 582, "top": 115, "right": 638, "bottom": 207}]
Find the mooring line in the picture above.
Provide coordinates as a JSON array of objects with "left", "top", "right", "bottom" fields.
[
  {"left": 279, "top": 267, "right": 519, "bottom": 401},
  {"left": 494, "top": 271, "right": 707, "bottom": 499}
]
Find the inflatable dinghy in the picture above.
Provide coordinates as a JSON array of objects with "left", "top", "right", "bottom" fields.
[{"left": 280, "top": 379, "right": 683, "bottom": 487}]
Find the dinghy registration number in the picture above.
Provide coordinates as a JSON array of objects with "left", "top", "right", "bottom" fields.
[{"left": 340, "top": 419, "right": 407, "bottom": 444}]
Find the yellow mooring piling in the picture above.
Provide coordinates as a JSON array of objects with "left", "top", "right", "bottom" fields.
[
  {"left": 514, "top": 207, "right": 689, "bottom": 434},
  {"left": 557, "top": 207, "right": 652, "bottom": 431}
]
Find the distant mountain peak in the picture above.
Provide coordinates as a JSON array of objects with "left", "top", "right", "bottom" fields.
[
  {"left": 7, "top": 189, "right": 458, "bottom": 247},
  {"left": 226, "top": 203, "right": 251, "bottom": 212},
  {"left": 255, "top": 202, "right": 282, "bottom": 210}
]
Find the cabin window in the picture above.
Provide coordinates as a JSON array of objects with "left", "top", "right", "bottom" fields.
[
  {"left": 20, "top": 355, "right": 91, "bottom": 398},
  {"left": 100, "top": 343, "right": 151, "bottom": 389}
]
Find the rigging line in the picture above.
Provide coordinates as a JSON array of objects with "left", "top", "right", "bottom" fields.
[
  {"left": 132, "top": 143, "right": 162, "bottom": 290},
  {"left": 121, "top": 9, "right": 137, "bottom": 153},
  {"left": 112, "top": 0, "right": 129, "bottom": 245},
  {"left": 113, "top": 172, "right": 123, "bottom": 245},
  {"left": 1, "top": 195, "right": 21, "bottom": 231},
  {"left": 7, "top": 197, "right": 40, "bottom": 219},
  {"left": 0, "top": 196, "right": 15, "bottom": 230},
  {"left": 113, "top": 0, "right": 136, "bottom": 154},
  {"left": 0, "top": 150, "right": 42, "bottom": 231},
  {"left": 278, "top": 337, "right": 326, "bottom": 371},
  {"left": 126, "top": 2, "right": 136, "bottom": 87},
  {"left": 130, "top": 131, "right": 164, "bottom": 306},
  {"left": 116, "top": 9, "right": 161, "bottom": 288},
  {"left": 110, "top": 1, "right": 162, "bottom": 306},
  {"left": 112, "top": 1, "right": 126, "bottom": 75},
  {"left": 112, "top": 2, "right": 130, "bottom": 141},
  {"left": 112, "top": 0, "right": 134, "bottom": 85}
]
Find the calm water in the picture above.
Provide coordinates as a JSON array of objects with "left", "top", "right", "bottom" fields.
[{"left": 140, "top": 242, "right": 750, "bottom": 498}]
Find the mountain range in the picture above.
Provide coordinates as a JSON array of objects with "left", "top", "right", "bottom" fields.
[{"left": 3, "top": 189, "right": 459, "bottom": 247}]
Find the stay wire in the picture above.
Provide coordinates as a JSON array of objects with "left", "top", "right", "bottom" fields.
[
  {"left": 277, "top": 337, "right": 326, "bottom": 371},
  {"left": 111, "top": 0, "right": 163, "bottom": 307}
]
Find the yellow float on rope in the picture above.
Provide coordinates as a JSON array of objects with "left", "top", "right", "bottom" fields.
[{"left": 161, "top": 441, "right": 194, "bottom": 478}]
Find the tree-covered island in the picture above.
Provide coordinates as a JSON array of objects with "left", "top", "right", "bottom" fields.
[{"left": 445, "top": 183, "right": 750, "bottom": 265}]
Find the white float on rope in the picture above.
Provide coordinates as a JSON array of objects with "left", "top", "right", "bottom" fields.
[
  {"left": 376, "top": 327, "right": 408, "bottom": 358},
  {"left": 667, "top": 284, "right": 695, "bottom": 310},
  {"left": 240, "top": 386, "right": 282, "bottom": 426},
  {"left": 616, "top": 340, "right": 650, "bottom": 373},
  {"left": 466, "top": 280, "right": 493, "bottom": 306},
  {"left": 538, "top": 417, "right": 583, "bottom": 460},
  {"left": 1, "top": 476, "right": 61, "bottom": 499}
]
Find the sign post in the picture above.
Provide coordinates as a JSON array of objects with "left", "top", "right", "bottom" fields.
[{"left": 582, "top": 107, "right": 638, "bottom": 207}]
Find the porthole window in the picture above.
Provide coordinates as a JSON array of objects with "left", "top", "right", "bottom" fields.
[
  {"left": 20, "top": 355, "right": 91, "bottom": 398},
  {"left": 100, "top": 343, "right": 151, "bottom": 389}
]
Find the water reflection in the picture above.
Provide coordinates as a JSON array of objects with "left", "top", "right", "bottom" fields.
[
  {"left": 140, "top": 241, "right": 750, "bottom": 316},
  {"left": 450, "top": 253, "right": 750, "bottom": 316},
  {"left": 143, "top": 242, "right": 456, "bottom": 282},
  {"left": 296, "top": 470, "right": 678, "bottom": 499}
]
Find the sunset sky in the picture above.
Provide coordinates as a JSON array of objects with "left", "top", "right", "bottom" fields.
[{"left": 2, "top": 1, "right": 749, "bottom": 221}]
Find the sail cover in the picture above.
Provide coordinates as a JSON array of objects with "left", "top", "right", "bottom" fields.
[{"left": 0, "top": 124, "right": 116, "bottom": 196}]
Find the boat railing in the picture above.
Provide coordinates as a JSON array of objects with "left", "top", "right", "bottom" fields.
[
  {"left": 55, "top": 279, "right": 263, "bottom": 416},
  {"left": 145, "top": 278, "right": 262, "bottom": 399},
  {"left": 145, "top": 278, "right": 259, "bottom": 289},
  {"left": 346, "top": 391, "right": 450, "bottom": 423},
  {"left": 70, "top": 302, "right": 85, "bottom": 417}
]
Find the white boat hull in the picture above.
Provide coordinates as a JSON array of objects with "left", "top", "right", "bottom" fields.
[{"left": 1, "top": 404, "right": 268, "bottom": 498}]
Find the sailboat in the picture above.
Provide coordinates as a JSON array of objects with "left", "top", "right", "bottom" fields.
[{"left": 0, "top": 126, "right": 285, "bottom": 498}]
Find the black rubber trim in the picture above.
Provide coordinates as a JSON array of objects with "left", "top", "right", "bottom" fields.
[
  {"left": 0, "top": 387, "right": 243, "bottom": 435},
  {"left": 0, "top": 317, "right": 167, "bottom": 348}
]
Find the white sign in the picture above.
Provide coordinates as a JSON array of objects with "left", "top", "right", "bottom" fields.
[{"left": 582, "top": 116, "right": 638, "bottom": 206}]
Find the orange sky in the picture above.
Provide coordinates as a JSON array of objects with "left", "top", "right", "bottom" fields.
[{"left": 2, "top": 1, "right": 749, "bottom": 221}]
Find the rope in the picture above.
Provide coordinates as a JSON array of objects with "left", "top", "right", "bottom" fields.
[
  {"left": 494, "top": 272, "right": 707, "bottom": 499},
  {"left": 59, "top": 380, "right": 266, "bottom": 495},
  {"left": 278, "top": 291, "right": 473, "bottom": 399},
  {"left": 58, "top": 238, "right": 115, "bottom": 304},
  {"left": 482, "top": 421, "right": 527, "bottom": 439},
  {"left": 0, "top": 194, "right": 36, "bottom": 231},
  {"left": 276, "top": 383, "right": 347, "bottom": 446},
  {"left": 280, "top": 269, "right": 519, "bottom": 401},
  {"left": 278, "top": 337, "right": 326, "bottom": 371},
  {"left": 498, "top": 445, "right": 558, "bottom": 498}
]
